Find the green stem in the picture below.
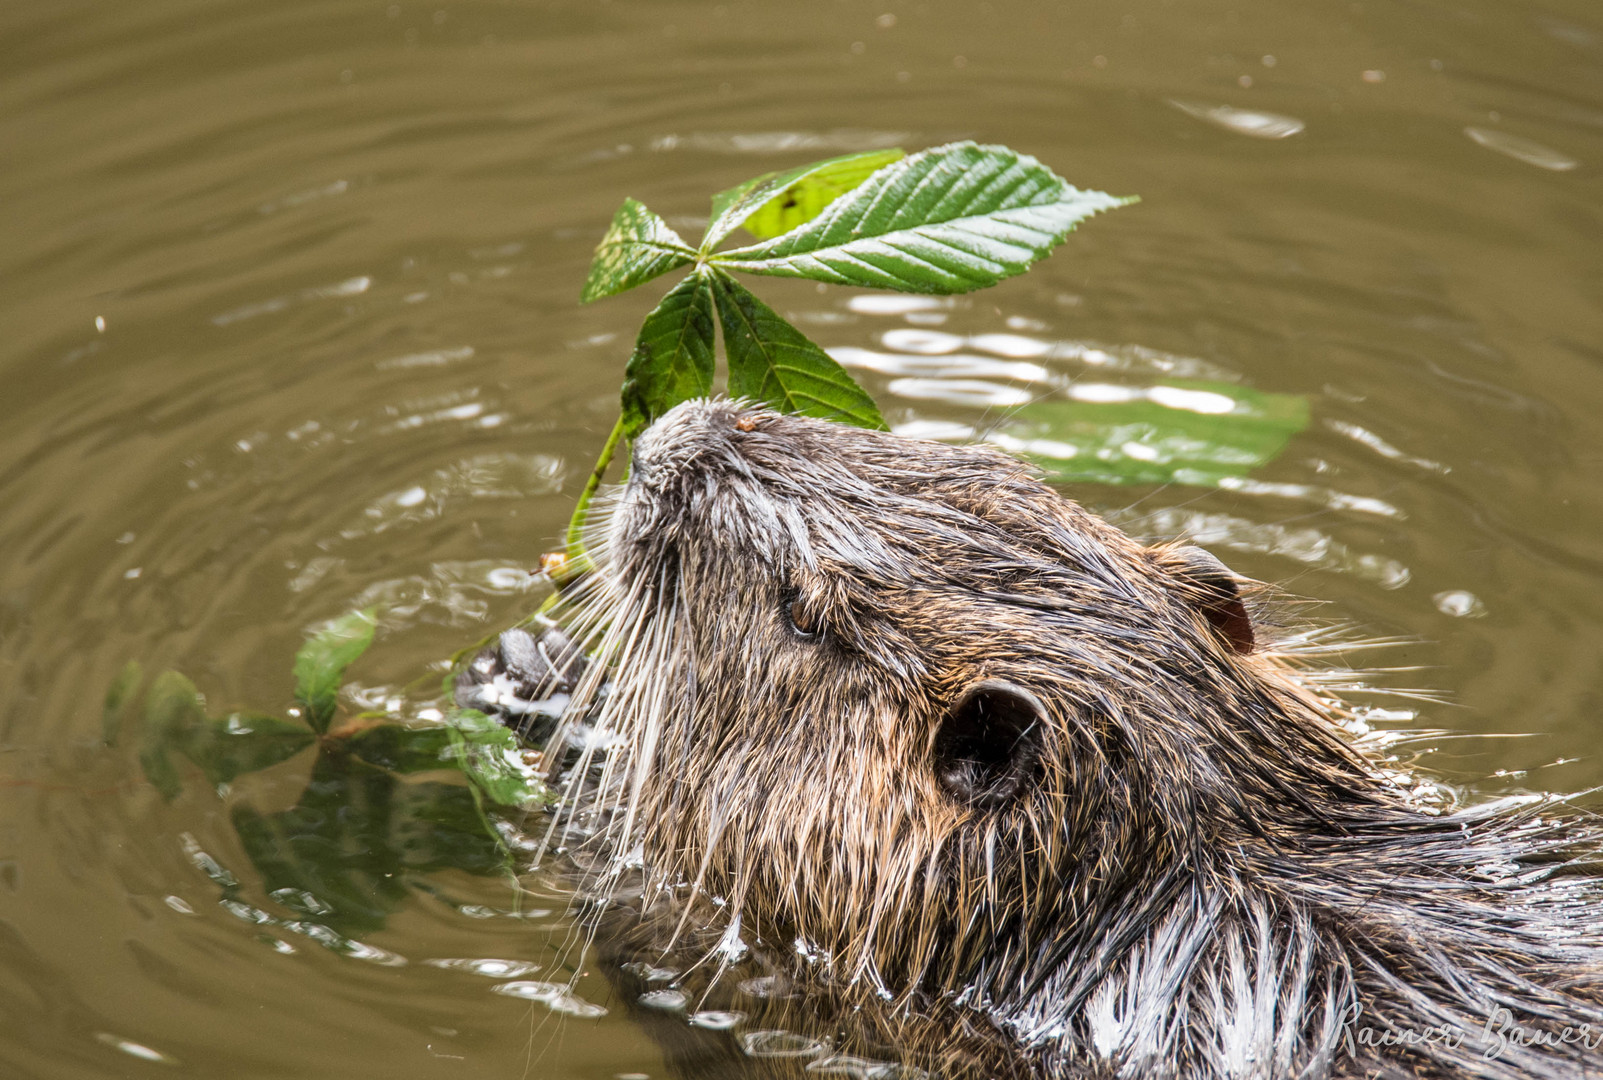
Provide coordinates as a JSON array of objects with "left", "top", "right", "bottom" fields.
[{"left": 564, "top": 415, "right": 628, "bottom": 566}]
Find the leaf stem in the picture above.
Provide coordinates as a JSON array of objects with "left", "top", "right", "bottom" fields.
[{"left": 565, "top": 415, "right": 628, "bottom": 567}]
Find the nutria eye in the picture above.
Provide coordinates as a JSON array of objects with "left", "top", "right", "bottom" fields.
[{"left": 783, "top": 592, "right": 820, "bottom": 639}]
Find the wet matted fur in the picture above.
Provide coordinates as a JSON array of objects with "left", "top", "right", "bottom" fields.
[{"left": 532, "top": 398, "right": 1603, "bottom": 1080}]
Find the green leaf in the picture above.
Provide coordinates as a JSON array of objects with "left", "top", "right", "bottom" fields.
[
  {"left": 712, "top": 141, "right": 1135, "bottom": 293},
  {"left": 996, "top": 381, "right": 1309, "bottom": 487},
  {"left": 448, "top": 710, "right": 544, "bottom": 807},
  {"left": 103, "top": 659, "right": 143, "bottom": 747},
  {"left": 293, "top": 610, "right": 376, "bottom": 734},
  {"left": 710, "top": 271, "right": 886, "bottom": 430},
  {"left": 139, "top": 670, "right": 206, "bottom": 800},
  {"left": 182, "top": 713, "right": 318, "bottom": 787},
  {"left": 580, "top": 198, "right": 696, "bottom": 303},
  {"left": 702, "top": 148, "right": 905, "bottom": 252},
  {"left": 620, "top": 268, "right": 717, "bottom": 439}
]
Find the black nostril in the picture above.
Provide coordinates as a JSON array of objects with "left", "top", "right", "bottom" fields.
[{"left": 932, "top": 680, "right": 1046, "bottom": 808}]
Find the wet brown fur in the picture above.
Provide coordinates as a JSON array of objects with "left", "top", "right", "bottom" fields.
[{"left": 531, "top": 398, "right": 1603, "bottom": 1080}]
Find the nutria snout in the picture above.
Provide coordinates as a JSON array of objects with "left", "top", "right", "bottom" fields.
[{"left": 501, "top": 398, "right": 1603, "bottom": 1079}]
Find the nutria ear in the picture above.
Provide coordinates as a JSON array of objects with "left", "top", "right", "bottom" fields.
[
  {"left": 933, "top": 680, "right": 1046, "bottom": 808},
  {"left": 1156, "top": 546, "right": 1256, "bottom": 655}
]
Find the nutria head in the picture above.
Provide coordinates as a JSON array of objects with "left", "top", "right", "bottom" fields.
[{"left": 557, "top": 397, "right": 1385, "bottom": 1008}]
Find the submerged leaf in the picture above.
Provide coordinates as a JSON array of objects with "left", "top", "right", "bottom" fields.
[
  {"left": 580, "top": 199, "right": 696, "bottom": 303},
  {"left": 994, "top": 381, "right": 1308, "bottom": 487},
  {"left": 293, "top": 610, "right": 376, "bottom": 734},
  {"left": 621, "top": 268, "right": 717, "bottom": 438},
  {"left": 703, "top": 148, "right": 905, "bottom": 251},
  {"left": 103, "top": 659, "right": 143, "bottom": 747},
  {"left": 139, "top": 670, "right": 207, "bottom": 800},
  {"left": 712, "top": 142, "right": 1134, "bottom": 293},
  {"left": 711, "top": 271, "right": 886, "bottom": 430}
]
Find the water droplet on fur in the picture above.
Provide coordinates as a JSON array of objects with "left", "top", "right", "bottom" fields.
[
  {"left": 737, "top": 975, "right": 786, "bottom": 998},
  {"left": 740, "top": 1030, "right": 826, "bottom": 1058},
  {"left": 807, "top": 1053, "right": 929, "bottom": 1079},
  {"left": 621, "top": 962, "right": 678, "bottom": 982},
  {"left": 638, "top": 989, "right": 687, "bottom": 1011}
]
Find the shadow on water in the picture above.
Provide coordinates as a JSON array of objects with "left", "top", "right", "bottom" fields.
[{"left": 108, "top": 609, "right": 539, "bottom": 942}]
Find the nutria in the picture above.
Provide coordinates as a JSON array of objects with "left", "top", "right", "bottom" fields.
[{"left": 469, "top": 398, "right": 1603, "bottom": 1079}]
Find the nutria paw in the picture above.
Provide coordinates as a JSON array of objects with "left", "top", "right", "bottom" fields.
[{"left": 454, "top": 623, "right": 587, "bottom": 744}]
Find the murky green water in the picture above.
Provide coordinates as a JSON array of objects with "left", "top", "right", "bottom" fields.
[{"left": 3, "top": 0, "right": 1602, "bottom": 1076}]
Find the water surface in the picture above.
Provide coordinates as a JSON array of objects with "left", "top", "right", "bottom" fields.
[{"left": 3, "top": 1, "right": 1602, "bottom": 1076}]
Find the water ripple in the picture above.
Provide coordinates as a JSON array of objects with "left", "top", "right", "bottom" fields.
[
  {"left": 491, "top": 980, "right": 608, "bottom": 1018},
  {"left": 426, "top": 957, "right": 542, "bottom": 978},
  {"left": 1120, "top": 507, "right": 1411, "bottom": 588},
  {"left": 211, "top": 276, "right": 371, "bottom": 326},
  {"left": 1169, "top": 100, "right": 1306, "bottom": 139},
  {"left": 1464, "top": 127, "right": 1578, "bottom": 171}
]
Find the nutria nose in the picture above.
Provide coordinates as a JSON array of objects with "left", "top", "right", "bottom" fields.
[{"left": 627, "top": 398, "right": 748, "bottom": 488}]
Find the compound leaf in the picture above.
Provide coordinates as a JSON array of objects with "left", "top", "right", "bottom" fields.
[
  {"left": 711, "top": 271, "right": 885, "bottom": 430},
  {"left": 712, "top": 142, "right": 1134, "bottom": 293},
  {"left": 620, "top": 268, "right": 716, "bottom": 439},
  {"left": 580, "top": 199, "right": 696, "bottom": 303},
  {"left": 703, "top": 148, "right": 905, "bottom": 252}
]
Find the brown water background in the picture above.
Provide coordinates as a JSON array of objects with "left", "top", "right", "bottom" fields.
[{"left": 3, "top": 1, "right": 1602, "bottom": 1076}]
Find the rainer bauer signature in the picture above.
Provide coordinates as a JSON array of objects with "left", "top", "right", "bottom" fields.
[{"left": 1342, "top": 1002, "right": 1603, "bottom": 1060}]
